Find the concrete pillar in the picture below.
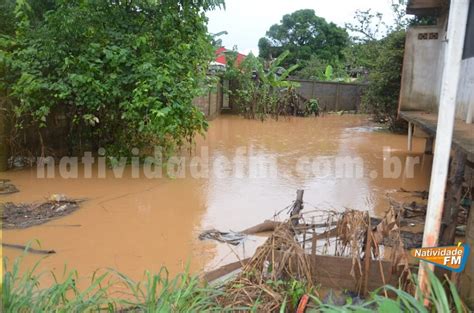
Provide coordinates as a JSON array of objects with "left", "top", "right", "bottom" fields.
[
  {"left": 408, "top": 122, "right": 413, "bottom": 151},
  {"left": 418, "top": 0, "right": 470, "bottom": 298}
]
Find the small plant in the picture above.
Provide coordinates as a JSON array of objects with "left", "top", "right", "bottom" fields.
[
  {"left": 308, "top": 99, "right": 320, "bottom": 116},
  {"left": 324, "top": 65, "right": 334, "bottom": 81},
  {"left": 1, "top": 252, "right": 225, "bottom": 312},
  {"left": 308, "top": 269, "right": 467, "bottom": 312},
  {"left": 223, "top": 50, "right": 300, "bottom": 120}
]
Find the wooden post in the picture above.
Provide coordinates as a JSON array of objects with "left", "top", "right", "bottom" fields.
[
  {"left": 425, "top": 137, "right": 434, "bottom": 155},
  {"left": 208, "top": 88, "right": 211, "bottom": 117},
  {"left": 362, "top": 214, "right": 372, "bottom": 296},
  {"left": 440, "top": 149, "right": 466, "bottom": 245},
  {"left": 311, "top": 233, "right": 317, "bottom": 256},
  {"left": 408, "top": 122, "right": 413, "bottom": 152},
  {"left": 335, "top": 84, "right": 340, "bottom": 111},
  {"left": 290, "top": 190, "right": 304, "bottom": 227},
  {"left": 0, "top": 97, "right": 9, "bottom": 172}
]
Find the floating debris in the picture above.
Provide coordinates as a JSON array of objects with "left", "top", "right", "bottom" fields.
[
  {"left": 199, "top": 229, "right": 246, "bottom": 246},
  {"left": 1, "top": 195, "right": 83, "bottom": 229},
  {"left": 204, "top": 190, "right": 418, "bottom": 310},
  {"left": 2, "top": 243, "right": 56, "bottom": 255},
  {"left": 0, "top": 179, "right": 19, "bottom": 195}
]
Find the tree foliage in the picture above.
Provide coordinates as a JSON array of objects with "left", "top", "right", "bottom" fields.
[
  {"left": 0, "top": 0, "right": 224, "bottom": 156},
  {"left": 361, "top": 30, "right": 406, "bottom": 127},
  {"left": 345, "top": 2, "right": 436, "bottom": 129},
  {"left": 223, "top": 50, "right": 300, "bottom": 119},
  {"left": 258, "top": 9, "right": 349, "bottom": 68}
]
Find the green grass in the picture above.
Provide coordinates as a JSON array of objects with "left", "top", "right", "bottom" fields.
[
  {"left": 1, "top": 252, "right": 467, "bottom": 312},
  {"left": 309, "top": 269, "right": 467, "bottom": 313},
  {"left": 1, "top": 252, "right": 225, "bottom": 312}
]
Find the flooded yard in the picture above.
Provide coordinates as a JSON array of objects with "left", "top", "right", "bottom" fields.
[{"left": 1, "top": 115, "right": 431, "bottom": 284}]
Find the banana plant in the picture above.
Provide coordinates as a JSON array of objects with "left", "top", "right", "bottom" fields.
[{"left": 257, "top": 50, "right": 300, "bottom": 89}]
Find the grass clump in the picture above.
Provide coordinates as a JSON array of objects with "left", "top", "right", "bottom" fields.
[
  {"left": 1, "top": 252, "right": 224, "bottom": 312},
  {"left": 1, "top": 252, "right": 468, "bottom": 312}
]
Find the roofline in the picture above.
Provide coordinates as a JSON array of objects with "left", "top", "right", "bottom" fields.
[{"left": 406, "top": 0, "right": 446, "bottom": 16}]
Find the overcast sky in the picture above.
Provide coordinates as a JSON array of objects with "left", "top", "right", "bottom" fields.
[{"left": 207, "top": 0, "right": 398, "bottom": 55}]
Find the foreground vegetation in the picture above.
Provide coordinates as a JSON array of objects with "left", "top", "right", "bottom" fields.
[
  {"left": 1, "top": 0, "right": 224, "bottom": 157},
  {"left": 1, "top": 254, "right": 467, "bottom": 312}
]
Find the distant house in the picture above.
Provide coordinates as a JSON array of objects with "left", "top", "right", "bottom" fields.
[{"left": 212, "top": 47, "right": 246, "bottom": 68}]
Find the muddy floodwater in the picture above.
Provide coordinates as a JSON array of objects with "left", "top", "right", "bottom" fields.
[{"left": 1, "top": 115, "right": 432, "bottom": 285}]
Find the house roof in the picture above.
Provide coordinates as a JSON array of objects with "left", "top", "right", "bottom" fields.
[{"left": 214, "top": 47, "right": 246, "bottom": 66}]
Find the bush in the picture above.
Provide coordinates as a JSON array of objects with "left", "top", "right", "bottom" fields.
[
  {"left": 0, "top": 0, "right": 224, "bottom": 156},
  {"left": 224, "top": 50, "right": 300, "bottom": 120},
  {"left": 361, "top": 30, "right": 406, "bottom": 129}
]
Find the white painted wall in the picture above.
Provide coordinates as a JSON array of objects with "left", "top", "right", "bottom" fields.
[
  {"left": 399, "top": 25, "right": 444, "bottom": 112},
  {"left": 456, "top": 57, "right": 474, "bottom": 123},
  {"left": 399, "top": 12, "right": 474, "bottom": 123}
]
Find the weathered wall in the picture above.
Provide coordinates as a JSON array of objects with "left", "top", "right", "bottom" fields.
[
  {"left": 192, "top": 79, "right": 222, "bottom": 120},
  {"left": 455, "top": 57, "right": 474, "bottom": 122},
  {"left": 291, "top": 79, "right": 366, "bottom": 112},
  {"left": 399, "top": 24, "right": 445, "bottom": 113},
  {"left": 400, "top": 12, "right": 474, "bottom": 122}
]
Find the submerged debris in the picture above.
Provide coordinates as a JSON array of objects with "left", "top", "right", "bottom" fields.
[
  {"left": 0, "top": 179, "right": 19, "bottom": 195},
  {"left": 199, "top": 229, "right": 246, "bottom": 246},
  {"left": 2, "top": 243, "right": 56, "bottom": 255},
  {"left": 203, "top": 189, "right": 424, "bottom": 310},
  {"left": 1, "top": 195, "right": 82, "bottom": 229},
  {"left": 216, "top": 222, "right": 314, "bottom": 311}
]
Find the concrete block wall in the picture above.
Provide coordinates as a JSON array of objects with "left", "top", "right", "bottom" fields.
[{"left": 290, "top": 79, "right": 365, "bottom": 112}]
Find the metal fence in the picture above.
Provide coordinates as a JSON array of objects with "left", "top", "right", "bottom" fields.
[{"left": 290, "top": 79, "right": 366, "bottom": 112}]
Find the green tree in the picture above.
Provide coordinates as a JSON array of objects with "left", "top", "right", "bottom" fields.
[
  {"left": 345, "top": 1, "right": 436, "bottom": 128},
  {"left": 1, "top": 0, "right": 224, "bottom": 156},
  {"left": 258, "top": 9, "right": 349, "bottom": 68},
  {"left": 362, "top": 30, "right": 406, "bottom": 127}
]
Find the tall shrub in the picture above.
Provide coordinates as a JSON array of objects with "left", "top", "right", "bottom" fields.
[
  {"left": 0, "top": 0, "right": 224, "bottom": 156},
  {"left": 362, "top": 30, "right": 406, "bottom": 128}
]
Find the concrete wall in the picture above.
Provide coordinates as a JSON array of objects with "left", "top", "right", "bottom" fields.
[
  {"left": 291, "top": 79, "right": 366, "bottom": 112},
  {"left": 399, "top": 13, "right": 474, "bottom": 122},
  {"left": 399, "top": 24, "right": 445, "bottom": 113},
  {"left": 192, "top": 79, "right": 222, "bottom": 120},
  {"left": 456, "top": 57, "right": 474, "bottom": 122}
]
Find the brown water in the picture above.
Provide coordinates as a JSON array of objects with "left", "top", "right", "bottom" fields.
[{"left": 1, "top": 115, "right": 432, "bottom": 285}]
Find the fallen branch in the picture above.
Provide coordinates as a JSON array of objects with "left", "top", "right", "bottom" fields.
[
  {"left": 2, "top": 243, "right": 56, "bottom": 255},
  {"left": 203, "top": 258, "right": 251, "bottom": 283},
  {"left": 241, "top": 220, "right": 281, "bottom": 235},
  {"left": 241, "top": 220, "right": 339, "bottom": 235}
]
